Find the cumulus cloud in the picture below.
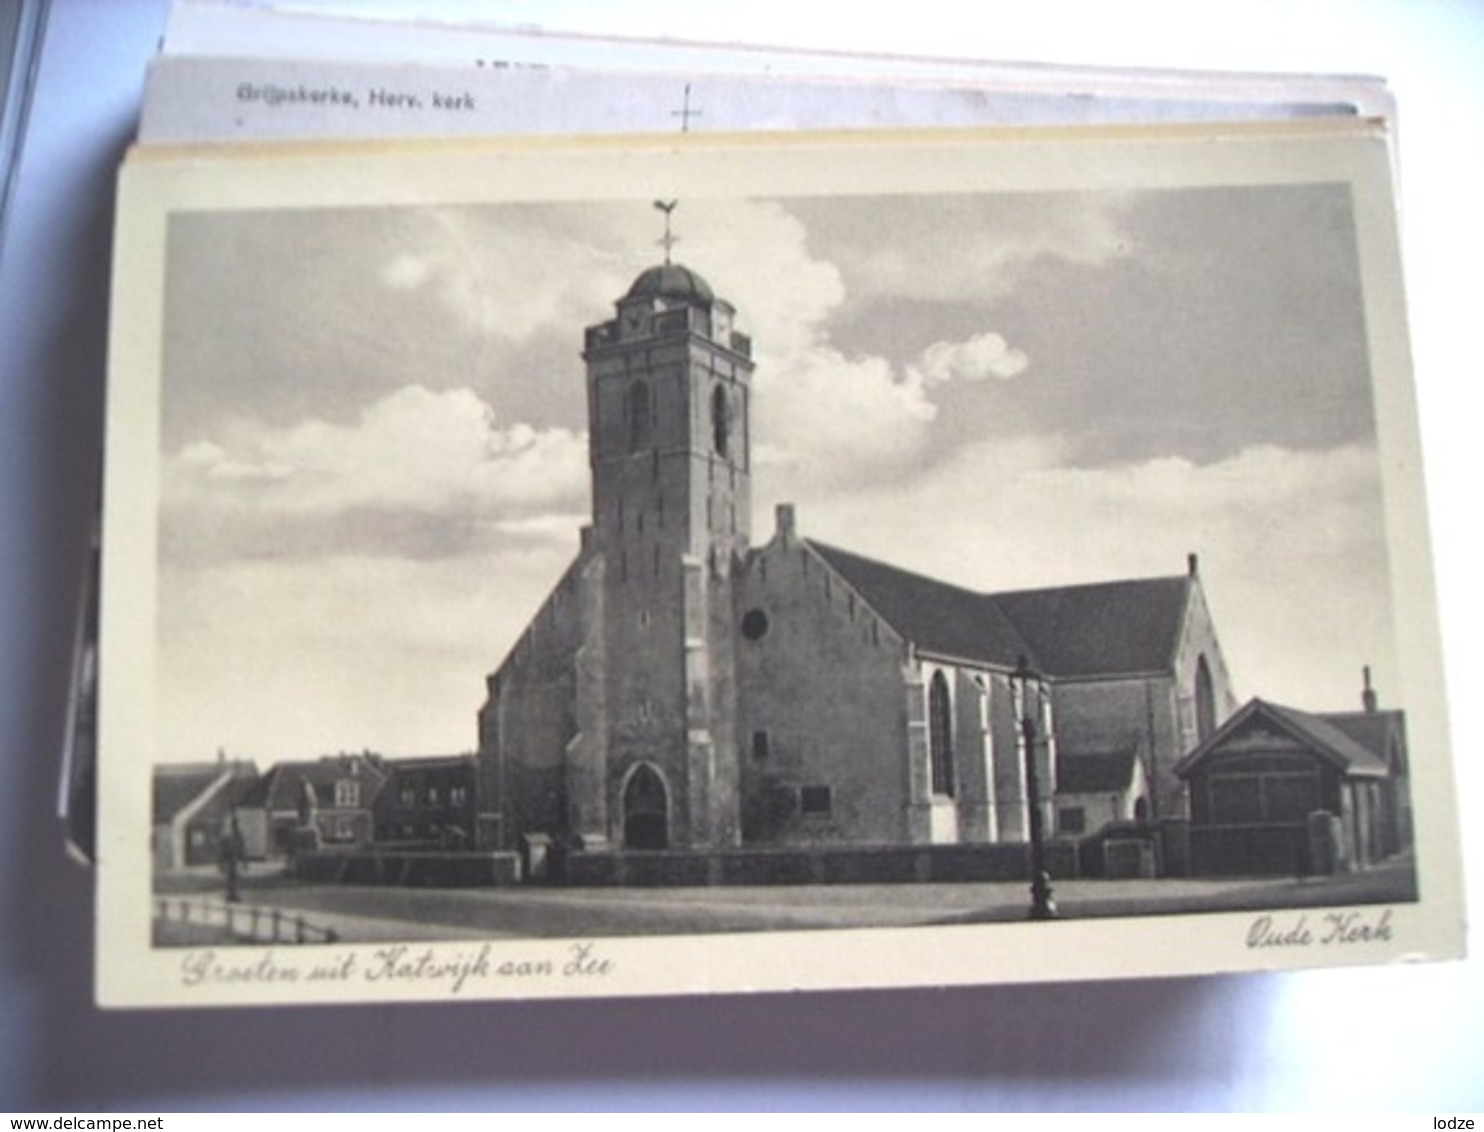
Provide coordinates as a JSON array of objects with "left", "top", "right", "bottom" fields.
[
  {"left": 162, "top": 384, "right": 587, "bottom": 562},
  {"left": 913, "top": 332, "right": 1029, "bottom": 385},
  {"left": 157, "top": 546, "right": 575, "bottom": 761},
  {"left": 794, "top": 192, "right": 1134, "bottom": 306},
  {"left": 157, "top": 433, "right": 1395, "bottom": 761},
  {"left": 751, "top": 327, "right": 1030, "bottom": 496},
  {"left": 368, "top": 206, "right": 636, "bottom": 346}
]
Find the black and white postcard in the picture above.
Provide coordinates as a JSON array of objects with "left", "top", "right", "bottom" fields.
[{"left": 99, "top": 122, "right": 1464, "bottom": 1007}]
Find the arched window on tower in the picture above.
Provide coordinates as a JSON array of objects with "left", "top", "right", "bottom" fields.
[
  {"left": 711, "top": 384, "right": 731, "bottom": 459},
  {"left": 627, "top": 380, "right": 653, "bottom": 451},
  {"left": 928, "top": 669, "right": 955, "bottom": 797},
  {"left": 1195, "top": 654, "right": 1216, "bottom": 743}
]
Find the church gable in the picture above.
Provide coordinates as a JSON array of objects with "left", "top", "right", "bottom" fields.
[{"left": 734, "top": 527, "right": 919, "bottom": 845}]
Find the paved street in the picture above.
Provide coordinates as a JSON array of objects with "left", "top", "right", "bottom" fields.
[{"left": 154, "top": 856, "right": 1416, "bottom": 945}]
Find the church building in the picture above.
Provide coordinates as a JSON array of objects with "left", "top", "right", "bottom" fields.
[{"left": 475, "top": 254, "right": 1239, "bottom": 866}]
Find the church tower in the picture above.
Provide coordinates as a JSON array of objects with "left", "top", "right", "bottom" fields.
[{"left": 574, "top": 236, "right": 754, "bottom": 851}]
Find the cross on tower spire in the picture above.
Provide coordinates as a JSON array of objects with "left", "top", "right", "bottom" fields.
[
  {"left": 653, "top": 198, "right": 679, "bottom": 264},
  {"left": 671, "top": 83, "right": 702, "bottom": 133}
]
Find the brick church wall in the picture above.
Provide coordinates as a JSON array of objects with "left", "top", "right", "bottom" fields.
[
  {"left": 477, "top": 559, "right": 589, "bottom": 851},
  {"left": 734, "top": 537, "right": 916, "bottom": 845}
]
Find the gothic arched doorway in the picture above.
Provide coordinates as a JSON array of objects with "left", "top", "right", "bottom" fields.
[{"left": 622, "top": 763, "right": 670, "bottom": 850}]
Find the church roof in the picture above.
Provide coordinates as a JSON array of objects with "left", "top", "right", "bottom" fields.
[
  {"left": 625, "top": 262, "right": 714, "bottom": 303},
  {"left": 808, "top": 541, "right": 1032, "bottom": 669},
  {"left": 1319, "top": 709, "right": 1406, "bottom": 767},
  {"left": 807, "top": 540, "right": 1193, "bottom": 678},
  {"left": 992, "top": 575, "right": 1194, "bottom": 678},
  {"left": 1056, "top": 748, "right": 1141, "bottom": 794}
]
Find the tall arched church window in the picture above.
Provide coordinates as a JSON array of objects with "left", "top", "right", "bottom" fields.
[
  {"left": 928, "top": 669, "right": 955, "bottom": 797},
  {"left": 1195, "top": 654, "right": 1216, "bottom": 743},
  {"left": 711, "top": 384, "right": 731, "bottom": 459},
  {"left": 627, "top": 380, "right": 653, "bottom": 451}
]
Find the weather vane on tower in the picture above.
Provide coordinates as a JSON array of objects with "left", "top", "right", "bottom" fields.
[{"left": 654, "top": 198, "right": 679, "bottom": 264}]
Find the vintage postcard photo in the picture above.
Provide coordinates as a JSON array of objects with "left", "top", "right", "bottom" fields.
[{"left": 98, "top": 123, "right": 1463, "bottom": 1007}]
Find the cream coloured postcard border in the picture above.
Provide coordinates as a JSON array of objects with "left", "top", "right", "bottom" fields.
[{"left": 99, "top": 122, "right": 1462, "bottom": 1007}]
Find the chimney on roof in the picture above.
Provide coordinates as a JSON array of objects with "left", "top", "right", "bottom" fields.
[
  {"left": 1187, "top": 552, "right": 1199, "bottom": 577},
  {"left": 776, "top": 502, "right": 797, "bottom": 542},
  {"left": 1362, "top": 665, "right": 1378, "bottom": 713}
]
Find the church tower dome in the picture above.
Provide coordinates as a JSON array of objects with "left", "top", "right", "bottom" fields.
[{"left": 624, "top": 262, "right": 715, "bottom": 304}]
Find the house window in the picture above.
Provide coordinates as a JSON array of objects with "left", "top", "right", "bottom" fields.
[
  {"left": 1058, "top": 807, "right": 1086, "bottom": 835},
  {"left": 800, "top": 785, "right": 832, "bottom": 816},
  {"left": 427, "top": 786, "right": 441, "bottom": 806},
  {"left": 399, "top": 785, "right": 416, "bottom": 807},
  {"left": 450, "top": 785, "right": 468, "bottom": 808},
  {"left": 333, "top": 780, "right": 359, "bottom": 808},
  {"left": 751, "top": 730, "right": 770, "bottom": 760},
  {"left": 928, "top": 669, "right": 955, "bottom": 797}
]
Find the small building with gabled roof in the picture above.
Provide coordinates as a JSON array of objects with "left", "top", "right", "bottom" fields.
[
  {"left": 1175, "top": 683, "right": 1410, "bottom": 876},
  {"left": 1054, "top": 748, "right": 1151, "bottom": 837}
]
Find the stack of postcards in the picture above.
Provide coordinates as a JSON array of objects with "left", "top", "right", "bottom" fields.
[{"left": 90, "top": 0, "right": 1464, "bottom": 1009}]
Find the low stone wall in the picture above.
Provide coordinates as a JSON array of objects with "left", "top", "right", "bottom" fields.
[
  {"left": 1074, "top": 819, "right": 1187, "bottom": 879},
  {"left": 290, "top": 849, "right": 520, "bottom": 887},
  {"left": 558, "top": 841, "right": 1081, "bottom": 888},
  {"left": 289, "top": 842, "right": 1101, "bottom": 889}
]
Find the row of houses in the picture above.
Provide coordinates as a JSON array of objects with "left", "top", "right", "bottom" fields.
[{"left": 151, "top": 753, "right": 478, "bottom": 871}]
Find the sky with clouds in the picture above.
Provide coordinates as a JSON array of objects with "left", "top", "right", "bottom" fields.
[{"left": 156, "top": 182, "right": 1396, "bottom": 763}]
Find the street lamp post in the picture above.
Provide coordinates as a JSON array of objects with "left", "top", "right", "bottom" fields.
[
  {"left": 223, "top": 809, "right": 243, "bottom": 904},
  {"left": 1012, "top": 654, "right": 1057, "bottom": 920}
]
